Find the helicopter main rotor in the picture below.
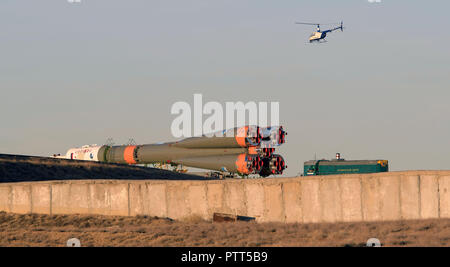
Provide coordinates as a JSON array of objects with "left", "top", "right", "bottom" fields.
[
  {"left": 295, "top": 22, "right": 341, "bottom": 26},
  {"left": 295, "top": 22, "right": 342, "bottom": 31}
]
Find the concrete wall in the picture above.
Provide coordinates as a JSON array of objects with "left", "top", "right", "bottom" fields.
[{"left": 1, "top": 171, "right": 450, "bottom": 223}]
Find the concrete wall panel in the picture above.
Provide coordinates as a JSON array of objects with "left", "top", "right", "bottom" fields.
[
  {"left": 11, "top": 185, "right": 31, "bottom": 214},
  {"left": 89, "top": 183, "right": 109, "bottom": 215},
  {"left": 361, "top": 176, "right": 381, "bottom": 221},
  {"left": 69, "top": 183, "right": 90, "bottom": 214},
  {"left": 420, "top": 175, "right": 439, "bottom": 219},
  {"left": 145, "top": 183, "right": 167, "bottom": 218},
  {"left": 379, "top": 176, "right": 401, "bottom": 221},
  {"left": 166, "top": 183, "right": 190, "bottom": 220},
  {"left": 0, "top": 186, "right": 11, "bottom": 213},
  {"left": 438, "top": 176, "right": 450, "bottom": 218},
  {"left": 319, "top": 178, "right": 342, "bottom": 223},
  {"left": 300, "top": 179, "right": 321, "bottom": 223},
  {"left": 51, "top": 183, "right": 71, "bottom": 215},
  {"left": 109, "top": 184, "right": 129, "bottom": 216},
  {"left": 282, "top": 181, "right": 302, "bottom": 223},
  {"left": 129, "top": 183, "right": 144, "bottom": 216},
  {"left": 400, "top": 175, "right": 420, "bottom": 219},
  {"left": 245, "top": 183, "right": 265, "bottom": 221},
  {"left": 31, "top": 184, "right": 51, "bottom": 214},
  {"left": 340, "top": 177, "right": 362, "bottom": 222},
  {"left": 188, "top": 185, "right": 208, "bottom": 220},
  {"left": 206, "top": 183, "right": 225, "bottom": 215},
  {"left": 263, "top": 184, "right": 284, "bottom": 223},
  {"left": 224, "top": 183, "right": 246, "bottom": 216}
]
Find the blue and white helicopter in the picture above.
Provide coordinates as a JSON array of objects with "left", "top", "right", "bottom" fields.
[{"left": 295, "top": 21, "right": 344, "bottom": 43}]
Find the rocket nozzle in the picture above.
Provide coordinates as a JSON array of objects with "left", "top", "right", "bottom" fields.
[{"left": 259, "top": 154, "right": 286, "bottom": 177}]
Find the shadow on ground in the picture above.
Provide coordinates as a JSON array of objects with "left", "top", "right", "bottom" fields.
[{"left": 0, "top": 154, "right": 211, "bottom": 183}]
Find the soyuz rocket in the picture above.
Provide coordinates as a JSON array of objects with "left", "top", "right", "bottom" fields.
[{"left": 59, "top": 126, "right": 287, "bottom": 177}]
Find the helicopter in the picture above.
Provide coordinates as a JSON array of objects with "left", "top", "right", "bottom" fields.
[{"left": 295, "top": 21, "right": 344, "bottom": 43}]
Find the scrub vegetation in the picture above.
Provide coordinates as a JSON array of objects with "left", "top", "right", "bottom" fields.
[{"left": 0, "top": 212, "right": 449, "bottom": 247}]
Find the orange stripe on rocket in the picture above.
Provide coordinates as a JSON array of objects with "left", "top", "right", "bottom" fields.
[{"left": 124, "top": 145, "right": 137, "bottom": 164}]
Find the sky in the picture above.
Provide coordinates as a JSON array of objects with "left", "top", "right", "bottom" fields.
[{"left": 1, "top": 0, "right": 449, "bottom": 177}]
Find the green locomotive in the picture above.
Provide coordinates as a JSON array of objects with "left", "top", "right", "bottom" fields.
[{"left": 304, "top": 153, "right": 388, "bottom": 176}]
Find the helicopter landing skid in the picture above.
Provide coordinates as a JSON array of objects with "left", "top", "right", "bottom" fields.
[{"left": 309, "top": 40, "right": 328, "bottom": 44}]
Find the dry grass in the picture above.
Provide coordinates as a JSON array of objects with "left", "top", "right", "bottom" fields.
[{"left": 0, "top": 212, "right": 449, "bottom": 247}]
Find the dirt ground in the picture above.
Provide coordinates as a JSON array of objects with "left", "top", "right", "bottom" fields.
[
  {"left": 0, "top": 212, "right": 449, "bottom": 247},
  {"left": 0, "top": 154, "right": 205, "bottom": 183}
]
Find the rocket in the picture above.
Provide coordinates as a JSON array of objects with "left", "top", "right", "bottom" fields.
[{"left": 60, "top": 126, "right": 287, "bottom": 177}]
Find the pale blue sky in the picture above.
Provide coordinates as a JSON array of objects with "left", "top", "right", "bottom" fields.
[{"left": 1, "top": 0, "right": 449, "bottom": 176}]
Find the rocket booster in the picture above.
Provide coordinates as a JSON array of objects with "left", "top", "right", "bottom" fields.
[
  {"left": 175, "top": 154, "right": 264, "bottom": 174},
  {"left": 61, "top": 126, "right": 287, "bottom": 176}
]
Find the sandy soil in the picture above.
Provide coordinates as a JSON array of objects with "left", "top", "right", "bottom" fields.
[{"left": 0, "top": 212, "right": 449, "bottom": 247}]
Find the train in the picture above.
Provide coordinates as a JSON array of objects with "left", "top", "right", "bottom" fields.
[{"left": 304, "top": 153, "right": 388, "bottom": 176}]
